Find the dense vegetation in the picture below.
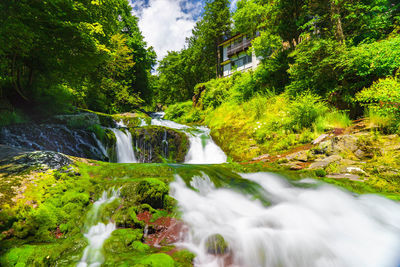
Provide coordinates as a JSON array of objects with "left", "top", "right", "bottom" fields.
[
  {"left": 153, "top": 0, "right": 232, "bottom": 105},
  {"left": 157, "top": 0, "right": 400, "bottom": 160},
  {"left": 0, "top": 0, "right": 155, "bottom": 121}
]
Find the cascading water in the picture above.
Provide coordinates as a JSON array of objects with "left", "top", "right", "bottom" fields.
[
  {"left": 170, "top": 172, "right": 400, "bottom": 267},
  {"left": 0, "top": 124, "right": 106, "bottom": 160},
  {"left": 162, "top": 129, "right": 169, "bottom": 158},
  {"left": 184, "top": 127, "right": 227, "bottom": 164},
  {"left": 110, "top": 128, "right": 137, "bottom": 163},
  {"left": 150, "top": 113, "right": 227, "bottom": 164},
  {"left": 77, "top": 189, "right": 120, "bottom": 267}
]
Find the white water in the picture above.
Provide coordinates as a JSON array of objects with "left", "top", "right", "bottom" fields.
[
  {"left": 92, "top": 133, "right": 108, "bottom": 159},
  {"left": 185, "top": 127, "right": 227, "bottom": 164},
  {"left": 151, "top": 113, "right": 227, "bottom": 164},
  {"left": 110, "top": 128, "right": 137, "bottom": 163},
  {"left": 77, "top": 189, "right": 119, "bottom": 267},
  {"left": 171, "top": 173, "right": 400, "bottom": 267}
]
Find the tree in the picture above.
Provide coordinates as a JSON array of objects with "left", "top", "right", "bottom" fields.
[{"left": 0, "top": 0, "right": 155, "bottom": 115}]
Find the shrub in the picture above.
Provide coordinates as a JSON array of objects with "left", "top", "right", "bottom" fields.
[
  {"left": 286, "top": 92, "right": 329, "bottom": 132},
  {"left": 164, "top": 101, "right": 193, "bottom": 120},
  {"left": 356, "top": 76, "right": 400, "bottom": 116},
  {"left": 314, "top": 111, "right": 352, "bottom": 133}
]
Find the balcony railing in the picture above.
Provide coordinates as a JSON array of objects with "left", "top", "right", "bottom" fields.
[{"left": 227, "top": 39, "right": 251, "bottom": 57}]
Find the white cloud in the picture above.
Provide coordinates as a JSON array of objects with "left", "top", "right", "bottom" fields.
[{"left": 131, "top": 0, "right": 202, "bottom": 61}]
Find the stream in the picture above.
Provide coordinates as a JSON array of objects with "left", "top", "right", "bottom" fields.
[
  {"left": 106, "top": 113, "right": 400, "bottom": 267},
  {"left": 2, "top": 113, "right": 400, "bottom": 267}
]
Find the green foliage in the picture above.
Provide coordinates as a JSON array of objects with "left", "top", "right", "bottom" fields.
[
  {"left": 154, "top": 0, "right": 231, "bottom": 106},
  {"left": 314, "top": 111, "right": 352, "bottom": 133},
  {"left": 286, "top": 38, "right": 341, "bottom": 98},
  {"left": 0, "top": 110, "right": 28, "bottom": 127},
  {"left": 0, "top": 0, "right": 155, "bottom": 116},
  {"left": 356, "top": 76, "right": 400, "bottom": 116},
  {"left": 286, "top": 93, "right": 329, "bottom": 131},
  {"left": 164, "top": 101, "right": 195, "bottom": 121}
]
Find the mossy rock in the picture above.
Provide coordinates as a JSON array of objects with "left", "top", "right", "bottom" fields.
[
  {"left": 50, "top": 113, "right": 100, "bottom": 129},
  {"left": 130, "top": 126, "right": 189, "bottom": 163},
  {"left": 113, "top": 111, "right": 151, "bottom": 128},
  {"left": 103, "top": 228, "right": 147, "bottom": 254},
  {"left": 138, "top": 253, "right": 175, "bottom": 267},
  {"left": 120, "top": 179, "right": 169, "bottom": 209},
  {"left": 171, "top": 250, "right": 196, "bottom": 267},
  {"left": 103, "top": 129, "right": 117, "bottom": 162},
  {"left": 205, "top": 234, "right": 229, "bottom": 255}
]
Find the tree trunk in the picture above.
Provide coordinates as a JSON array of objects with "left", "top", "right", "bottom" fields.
[{"left": 330, "top": 0, "right": 345, "bottom": 44}]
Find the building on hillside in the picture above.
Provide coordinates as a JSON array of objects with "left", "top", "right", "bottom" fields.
[{"left": 218, "top": 33, "right": 261, "bottom": 77}]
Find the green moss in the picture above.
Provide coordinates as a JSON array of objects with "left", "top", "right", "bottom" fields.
[
  {"left": 103, "top": 229, "right": 146, "bottom": 254},
  {"left": 171, "top": 250, "right": 196, "bottom": 267},
  {"left": 130, "top": 126, "right": 189, "bottom": 163},
  {"left": 139, "top": 253, "right": 175, "bottom": 267},
  {"left": 205, "top": 234, "right": 229, "bottom": 255}
]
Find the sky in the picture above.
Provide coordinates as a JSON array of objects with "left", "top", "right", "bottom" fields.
[{"left": 130, "top": 0, "right": 237, "bottom": 62}]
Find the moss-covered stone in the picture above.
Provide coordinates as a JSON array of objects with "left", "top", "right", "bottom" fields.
[
  {"left": 103, "top": 128, "right": 117, "bottom": 162},
  {"left": 130, "top": 126, "right": 189, "bottom": 163},
  {"left": 103, "top": 229, "right": 147, "bottom": 254},
  {"left": 50, "top": 112, "right": 100, "bottom": 129},
  {"left": 205, "top": 234, "right": 229, "bottom": 255}
]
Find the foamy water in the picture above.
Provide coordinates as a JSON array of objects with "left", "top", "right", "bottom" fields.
[{"left": 171, "top": 172, "right": 400, "bottom": 267}]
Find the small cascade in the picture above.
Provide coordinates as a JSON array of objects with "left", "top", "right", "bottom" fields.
[
  {"left": 134, "top": 134, "right": 154, "bottom": 163},
  {"left": 92, "top": 133, "right": 108, "bottom": 159},
  {"left": 171, "top": 173, "right": 400, "bottom": 267},
  {"left": 150, "top": 113, "right": 227, "bottom": 164},
  {"left": 0, "top": 124, "right": 106, "bottom": 160},
  {"left": 77, "top": 189, "right": 119, "bottom": 267},
  {"left": 162, "top": 129, "right": 169, "bottom": 158},
  {"left": 110, "top": 128, "right": 137, "bottom": 163},
  {"left": 184, "top": 127, "right": 227, "bottom": 164},
  {"left": 139, "top": 118, "right": 148, "bottom": 126}
]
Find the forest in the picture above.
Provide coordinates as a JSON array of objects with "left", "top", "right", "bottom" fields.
[{"left": 1, "top": 1, "right": 400, "bottom": 266}]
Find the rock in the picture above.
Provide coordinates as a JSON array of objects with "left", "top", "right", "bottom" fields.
[
  {"left": 330, "top": 135, "right": 359, "bottom": 154},
  {"left": 281, "top": 161, "right": 304, "bottom": 170},
  {"left": 0, "top": 151, "right": 72, "bottom": 174},
  {"left": 286, "top": 150, "right": 308, "bottom": 162},
  {"left": 338, "top": 165, "right": 366, "bottom": 175},
  {"left": 252, "top": 154, "right": 270, "bottom": 161},
  {"left": 326, "top": 173, "right": 363, "bottom": 181},
  {"left": 205, "top": 234, "right": 229, "bottom": 255},
  {"left": 130, "top": 126, "right": 189, "bottom": 163},
  {"left": 312, "top": 134, "right": 329, "bottom": 145},
  {"left": 308, "top": 160, "right": 330, "bottom": 170},
  {"left": 51, "top": 112, "right": 100, "bottom": 128},
  {"left": 0, "top": 123, "right": 107, "bottom": 161},
  {"left": 308, "top": 155, "right": 342, "bottom": 170}
]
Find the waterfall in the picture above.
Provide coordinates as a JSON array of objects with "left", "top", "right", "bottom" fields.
[
  {"left": 170, "top": 173, "right": 400, "bottom": 267},
  {"left": 150, "top": 113, "right": 227, "bottom": 164},
  {"left": 77, "top": 189, "right": 119, "bottom": 267},
  {"left": 110, "top": 128, "right": 137, "bottom": 163},
  {"left": 184, "top": 127, "right": 227, "bottom": 164},
  {"left": 162, "top": 129, "right": 168, "bottom": 158},
  {"left": 0, "top": 124, "right": 106, "bottom": 160},
  {"left": 92, "top": 133, "right": 108, "bottom": 159}
]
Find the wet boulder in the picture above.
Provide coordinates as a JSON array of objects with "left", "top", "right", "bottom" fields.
[
  {"left": 49, "top": 112, "right": 100, "bottom": 128},
  {"left": 205, "top": 234, "right": 229, "bottom": 255},
  {"left": 0, "top": 151, "right": 72, "bottom": 174},
  {"left": 0, "top": 123, "right": 107, "bottom": 161},
  {"left": 130, "top": 126, "right": 189, "bottom": 163}
]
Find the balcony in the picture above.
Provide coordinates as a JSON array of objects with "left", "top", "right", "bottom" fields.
[{"left": 227, "top": 39, "right": 251, "bottom": 57}]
